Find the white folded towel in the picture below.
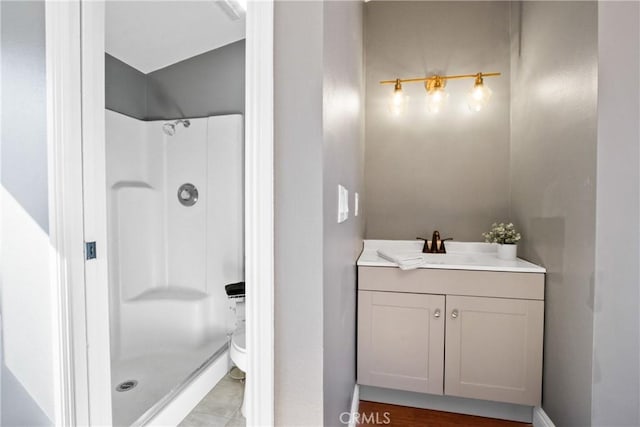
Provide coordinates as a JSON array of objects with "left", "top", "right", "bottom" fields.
[{"left": 377, "top": 249, "right": 424, "bottom": 270}]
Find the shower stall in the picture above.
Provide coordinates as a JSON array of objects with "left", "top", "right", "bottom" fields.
[{"left": 105, "top": 110, "right": 244, "bottom": 425}]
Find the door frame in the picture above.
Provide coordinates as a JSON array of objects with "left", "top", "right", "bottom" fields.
[
  {"left": 244, "top": 1, "right": 275, "bottom": 425},
  {"left": 45, "top": 1, "right": 275, "bottom": 425}
]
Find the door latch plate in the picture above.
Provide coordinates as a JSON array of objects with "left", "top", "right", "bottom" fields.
[{"left": 85, "top": 241, "right": 97, "bottom": 260}]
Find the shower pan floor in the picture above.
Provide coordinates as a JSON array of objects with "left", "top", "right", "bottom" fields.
[{"left": 112, "top": 337, "right": 228, "bottom": 427}]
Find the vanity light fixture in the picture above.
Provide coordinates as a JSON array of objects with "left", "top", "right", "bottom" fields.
[
  {"left": 468, "top": 73, "right": 493, "bottom": 112},
  {"left": 388, "top": 79, "right": 407, "bottom": 116},
  {"left": 425, "top": 76, "right": 448, "bottom": 114},
  {"left": 381, "top": 72, "right": 501, "bottom": 114}
]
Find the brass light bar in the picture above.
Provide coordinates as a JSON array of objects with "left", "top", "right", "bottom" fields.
[{"left": 380, "top": 72, "right": 501, "bottom": 86}]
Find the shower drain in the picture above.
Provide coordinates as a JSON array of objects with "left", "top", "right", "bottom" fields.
[{"left": 116, "top": 380, "right": 138, "bottom": 392}]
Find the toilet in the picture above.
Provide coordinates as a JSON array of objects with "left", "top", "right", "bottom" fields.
[
  {"left": 226, "top": 282, "right": 247, "bottom": 417},
  {"left": 230, "top": 324, "right": 247, "bottom": 417},
  {"left": 230, "top": 326, "right": 246, "bottom": 371}
]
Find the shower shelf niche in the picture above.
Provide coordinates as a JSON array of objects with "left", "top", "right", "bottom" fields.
[
  {"left": 111, "top": 180, "right": 155, "bottom": 190},
  {"left": 129, "top": 287, "right": 209, "bottom": 302}
]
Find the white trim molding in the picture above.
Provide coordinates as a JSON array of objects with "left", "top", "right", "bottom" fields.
[
  {"left": 533, "top": 407, "right": 556, "bottom": 427},
  {"left": 46, "top": 1, "right": 114, "bottom": 424},
  {"left": 45, "top": 2, "right": 86, "bottom": 425},
  {"left": 244, "top": 1, "right": 276, "bottom": 425},
  {"left": 348, "top": 385, "right": 360, "bottom": 427},
  {"left": 79, "top": 1, "right": 114, "bottom": 424}
]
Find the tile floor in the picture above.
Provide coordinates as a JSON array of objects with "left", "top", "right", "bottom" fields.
[{"left": 179, "top": 373, "right": 245, "bottom": 427}]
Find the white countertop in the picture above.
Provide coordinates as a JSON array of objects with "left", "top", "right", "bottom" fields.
[{"left": 358, "top": 240, "right": 546, "bottom": 273}]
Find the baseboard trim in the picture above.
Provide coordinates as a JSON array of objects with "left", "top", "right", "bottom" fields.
[
  {"left": 348, "top": 384, "right": 360, "bottom": 427},
  {"left": 533, "top": 407, "right": 555, "bottom": 427}
]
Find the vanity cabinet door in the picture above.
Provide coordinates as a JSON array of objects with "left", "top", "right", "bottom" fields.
[
  {"left": 444, "top": 295, "right": 543, "bottom": 405},
  {"left": 358, "top": 290, "right": 445, "bottom": 394}
]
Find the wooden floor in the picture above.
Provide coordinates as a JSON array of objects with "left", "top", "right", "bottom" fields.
[{"left": 358, "top": 401, "right": 533, "bottom": 427}]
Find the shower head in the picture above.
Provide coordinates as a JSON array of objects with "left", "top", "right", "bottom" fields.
[
  {"left": 162, "top": 123, "right": 176, "bottom": 136},
  {"left": 162, "top": 119, "right": 191, "bottom": 136}
]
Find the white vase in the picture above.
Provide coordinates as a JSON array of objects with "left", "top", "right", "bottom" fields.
[{"left": 497, "top": 243, "right": 517, "bottom": 260}]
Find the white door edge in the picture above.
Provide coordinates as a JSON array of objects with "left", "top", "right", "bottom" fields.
[
  {"left": 245, "top": 1, "right": 276, "bottom": 426},
  {"left": 45, "top": 1, "right": 89, "bottom": 425}
]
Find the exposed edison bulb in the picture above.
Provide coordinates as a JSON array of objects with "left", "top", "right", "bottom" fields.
[
  {"left": 426, "top": 77, "right": 448, "bottom": 113},
  {"left": 468, "top": 74, "right": 492, "bottom": 112},
  {"left": 388, "top": 79, "right": 407, "bottom": 116}
]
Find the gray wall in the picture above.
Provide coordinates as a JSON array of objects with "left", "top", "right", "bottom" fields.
[
  {"left": 105, "top": 54, "right": 147, "bottom": 120},
  {"left": 364, "top": 1, "right": 511, "bottom": 241},
  {"left": 147, "top": 40, "right": 244, "bottom": 120},
  {"left": 105, "top": 40, "right": 244, "bottom": 120},
  {"left": 274, "top": 1, "right": 364, "bottom": 425},
  {"left": 274, "top": 1, "right": 325, "bottom": 424},
  {"left": 592, "top": 2, "right": 640, "bottom": 425},
  {"left": 322, "top": 1, "right": 364, "bottom": 425},
  {"left": 1, "top": 0, "right": 49, "bottom": 232},
  {"left": 509, "top": 2, "right": 597, "bottom": 426},
  {"left": 0, "top": 0, "right": 52, "bottom": 425}
]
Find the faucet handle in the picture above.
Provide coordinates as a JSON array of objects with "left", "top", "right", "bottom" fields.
[
  {"left": 416, "top": 237, "right": 431, "bottom": 253},
  {"left": 438, "top": 238, "right": 453, "bottom": 253}
]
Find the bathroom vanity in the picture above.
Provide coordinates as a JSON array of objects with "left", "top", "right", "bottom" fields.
[{"left": 357, "top": 240, "right": 546, "bottom": 412}]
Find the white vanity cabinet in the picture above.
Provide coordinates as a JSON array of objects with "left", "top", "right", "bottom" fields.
[
  {"left": 357, "top": 264, "right": 545, "bottom": 407},
  {"left": 444, "top": 295, "right": 544, "bottom": 405},
  {"left": 358, "top": 291, "right": 445, "bottom": 395}
]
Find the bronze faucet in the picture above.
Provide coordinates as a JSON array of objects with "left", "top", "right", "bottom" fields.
[{"left": 417, "top": 231, "right": 453, "bottom": 254}]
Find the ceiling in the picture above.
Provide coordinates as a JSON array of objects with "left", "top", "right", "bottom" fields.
[{"left": 106, "top": 1, "right": 246, "bottom": 74}]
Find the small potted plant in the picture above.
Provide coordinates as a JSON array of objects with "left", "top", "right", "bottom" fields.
[{"left": 483, "top": 222, "right": 522, "bottom": 260}]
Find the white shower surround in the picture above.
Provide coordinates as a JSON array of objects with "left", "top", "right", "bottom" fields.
[{"left": 105, "top": 110, "right": 244, "bottom": 425}]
